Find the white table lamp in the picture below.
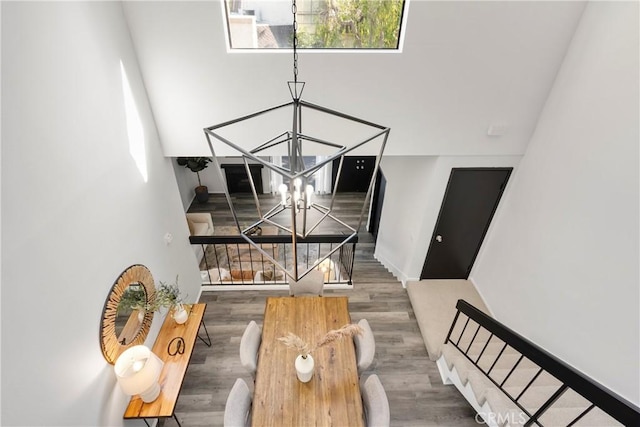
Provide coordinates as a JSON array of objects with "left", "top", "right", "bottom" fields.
[{"left": 114, "top": 345, "right": 164, "bottom": 403}]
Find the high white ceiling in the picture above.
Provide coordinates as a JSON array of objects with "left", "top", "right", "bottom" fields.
[{"left": 122, "top": 1, "right": 586, "bottom": 157}]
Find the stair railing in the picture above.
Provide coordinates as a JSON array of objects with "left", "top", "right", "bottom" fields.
[
  {"left": 445, "top": 299, "right": 640, "bottom": 426},
  {"left": 190, "top": 234, "right": 357, "bottom": 285}
]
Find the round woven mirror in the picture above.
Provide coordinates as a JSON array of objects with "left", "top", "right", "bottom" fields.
[{"left": 100, "top": 264, "right": 155, "bottom": 364}]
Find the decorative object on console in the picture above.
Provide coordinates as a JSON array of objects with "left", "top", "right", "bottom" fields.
[
  {"left": 167, "top": 337, "right": 186, "bottom": 357},
  {"left": 278, "top": 323, "right": 363, "bottom": 382},
  {"left": 114, "top": 345, "right": 164, "bottom": 403},
  {"left": 172, "top": 304, "right": 189, "bottom": 324},
  {"left": 203, "top": 0, "right": 390, "bottom": 282},
  {"left": 100, "top": 264, "right": 156, "bottom": 364},
  {"left": 152, "top": 276, "right": 188, "bottom": 324},
  {"left": 176, "top": 157, "right": 212, "bottom": 203}
]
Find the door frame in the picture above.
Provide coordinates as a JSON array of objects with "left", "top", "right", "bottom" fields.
[
  {"left": 368, "top": 169, "right": 386, "bottom": 243},
  {"left": 420, "top": 167, "right": 512, "bottom": 279}
]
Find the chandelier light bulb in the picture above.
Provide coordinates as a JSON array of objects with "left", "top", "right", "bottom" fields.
[
  {"left": 305, "top": 185, "right": 314, "bottom": 207},
  {"left": 278, "top": 183, "right": 288, "bottom": 206}
]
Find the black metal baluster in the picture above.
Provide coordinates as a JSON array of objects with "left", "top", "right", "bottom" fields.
[
  {"left": 566, "top": 404, "right": 595, "bottom": 427},
  {"left": 444, "top": 309, "right": 461, "bottom": 344},
  {"left": 475, "top": 333, "right": 494, "bottom": 364},
  {"left": 465, "top": 324, "right": 482, "bottom": 354},
  {"left": 524, "top": 384, "right": 569, "bottom": 427},
  {"left": 500, "top": 354, "right": 524, "bottom": 387},
  {"left": 515, "top": 367, "right": 543, "bottom": 402},
  {"left": 486, "top": 342, "right": 508, "bottom": 376},
  {"left": 455, "top": 316, "right": 471, "bottom": 347}
]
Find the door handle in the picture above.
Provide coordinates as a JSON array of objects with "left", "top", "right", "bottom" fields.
[{"left": 436, "top": 235, "right": 443, "bottom": 243}]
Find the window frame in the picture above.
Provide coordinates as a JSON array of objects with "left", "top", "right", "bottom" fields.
[{"left": 221, "top": 0, "right": 410, "bottom": 53}]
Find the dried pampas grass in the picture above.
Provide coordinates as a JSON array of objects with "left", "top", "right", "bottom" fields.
[
  {"left": 278, "top": 332, "right": 312, "bottom": 357},
  {"left": 278, "top": 323, "right": 363, "bottom": 357},
  {"left": 313, "top": 323, "right": 363, "bottom": 351}
]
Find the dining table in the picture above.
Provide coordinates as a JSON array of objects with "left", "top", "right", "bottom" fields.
[{"left": 251, "top": 296, "right": 364, "bottom": 427}]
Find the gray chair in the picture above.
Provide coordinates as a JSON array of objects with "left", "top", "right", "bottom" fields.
[
  {"left": 360, "top": 374, "right": 390, "bottom": 427},
  {"left": 354, "top": 318, "right": 376, "bottom": 375},
  {"left": 288, "top": 269, "right": 324, "bottom": 296},
  {"left": 223, "top": 378, "right": 252, "bottom": 427},
  {"left": 240, "top": 320, "right": 261, "bottom": 378}
]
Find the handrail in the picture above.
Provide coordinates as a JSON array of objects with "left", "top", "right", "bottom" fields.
[
  {"left": 446, "top": 299, "right": 640, "bottom": 426},
  {"left": 190, "top": 233, "right": 359, "bottom": 245}
]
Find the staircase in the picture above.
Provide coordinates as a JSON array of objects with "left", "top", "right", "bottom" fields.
[{"left": 438, "top": 300, "right": 639, "bottom": 427}]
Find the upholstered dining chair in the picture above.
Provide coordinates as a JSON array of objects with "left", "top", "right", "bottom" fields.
[
  {"left": 354, "top": 318, "right": 376, "bottom": 375},
  {"left": 223, "top": 378, "right": 253, "bottom": 427},
  {"left": 240, "top": 320, "right": 262, "bottom": 379},
  {"left": 288, "top": 269, "right": 325, "bottom": 296},
  {"left": 360, "top": 374, "right": 390, "bottom": 427}
]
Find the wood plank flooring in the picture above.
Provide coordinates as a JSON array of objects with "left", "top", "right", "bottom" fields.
[{"left": 169, "top": 193, "right": 479, "bottom": 426}]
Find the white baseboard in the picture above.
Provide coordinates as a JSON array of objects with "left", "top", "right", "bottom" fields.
[{"left": 373, "top": 251, "right": 415, "bottom": 287}]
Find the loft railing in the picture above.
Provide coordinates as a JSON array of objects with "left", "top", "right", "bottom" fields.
[
  {"left": 445, "top": 299, "right": 640, "bottom": 426},
  {"left": 190, "top": 234, "right": 357, "bottom": 286}
]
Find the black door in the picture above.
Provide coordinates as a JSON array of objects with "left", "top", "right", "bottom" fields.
[
  {"left": 368, "top": 170, "right": 386, "bottom": 242},
  {"left": 421, "top": 168, "right": 512, "bottom": 279},
  {"left": 331, "top": 156, "right": 375, "bottom": 192}
]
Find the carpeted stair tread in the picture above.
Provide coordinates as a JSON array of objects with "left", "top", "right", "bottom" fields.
[
  {"left": 540, "top": 405, "right": 623, "bottom": 427},
  {"left": 491, "top": 367, "right": 561, "bottom": 390},
  {"left": 441, "top": 344, "right": 622, "bottom": 427},
  {"left": 406, "top": 279, "right": 490, "bottom": 361}
]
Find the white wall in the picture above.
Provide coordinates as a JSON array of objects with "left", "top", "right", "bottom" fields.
[
  {"left": 375, "top": 156, "right": 438, "bottom": 281},
  {"left": 375, "top": 155, "right": 521, "bottom": 284},
  {"left": 471, "top": 1, "right": 639, "bottom": 405},
  {"left": 173, "top": 160, "right": 198, "bottom": 211},
  {"left": 1, "top": 2, "right": 202, "bottom": 426},
  {"left": 123, "top": 1, "right": 585, "bottom": 157}
]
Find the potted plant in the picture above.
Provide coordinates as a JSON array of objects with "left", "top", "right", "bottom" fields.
[
  {"left": 152, "top": 276, "right": 189, "bottom": 324},
  {"left": 176, "top": 157, "right": 212, "bottom": 203},
  {"left": 278, "top": 323, "right": 363, "bottom": 382}
]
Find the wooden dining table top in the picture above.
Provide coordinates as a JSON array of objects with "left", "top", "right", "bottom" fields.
[{"left": 252, "top": 296, "right": 364, "bottom": 427}]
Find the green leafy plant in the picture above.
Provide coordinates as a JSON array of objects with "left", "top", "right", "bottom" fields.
[
  {"left": 176, "top": 157, "right": 212, "bottom": 187},
  {"left": 150, "top": 276, "right": 186, "bottom": 311},
  {"left": 298, "top": 0, "right": 403, "bottom": 49}
]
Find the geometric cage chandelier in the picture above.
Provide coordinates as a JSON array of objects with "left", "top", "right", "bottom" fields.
[{"left": 203, "top": 0, "right": 390, "bottom": 282}]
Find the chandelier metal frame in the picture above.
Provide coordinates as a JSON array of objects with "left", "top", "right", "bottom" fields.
[{"left": 203, "top": 0, "right": 390, "bottom": 282}]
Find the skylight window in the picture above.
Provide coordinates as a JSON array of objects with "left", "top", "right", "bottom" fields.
[{"left": 224, "top": 0, "right": 406, "bottom": 50}]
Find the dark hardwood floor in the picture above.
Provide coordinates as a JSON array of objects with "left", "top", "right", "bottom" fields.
[{"left": 169, "top": 193, "right": 479, "bottom": 426}]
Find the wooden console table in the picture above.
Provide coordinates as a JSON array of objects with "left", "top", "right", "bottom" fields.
[{"left": 123, "top": 303, "right": 210, "bottom": 427}]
